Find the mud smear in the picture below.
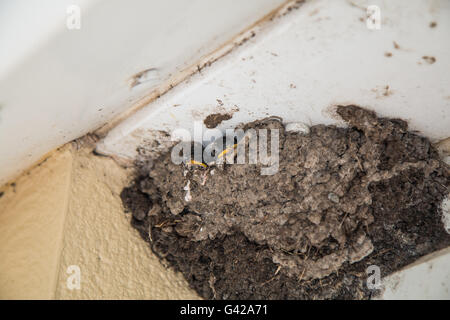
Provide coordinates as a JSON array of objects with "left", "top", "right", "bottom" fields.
[
  {"left": 121, "top": 105, "right": 450, "bottom": 299},
  {"left": 203, "top": 113, "right": 233, "bottom": 128},
  {"left": 422, "top": 56, "right": 436, "bottom": 65}
]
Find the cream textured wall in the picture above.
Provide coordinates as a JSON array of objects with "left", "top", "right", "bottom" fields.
[
  {"left": 0, "top": 145, "right": 199, "bottom": 299},
  {"left": 55, "top": 146, "right": 199, "bottom": 299},
  {"left": 0, "top": 146, "right": 72, "bottom": 299}
]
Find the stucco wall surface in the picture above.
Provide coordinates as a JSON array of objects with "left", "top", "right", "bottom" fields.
[
  {"left": 0, "top": 146, "right": 199, "bottom": 300},
  {"left": 0, "top": 146, "right": 72, "bottom": 299},
  {"left": 55, "top": 147, "right": 199, "bottom": 299}
]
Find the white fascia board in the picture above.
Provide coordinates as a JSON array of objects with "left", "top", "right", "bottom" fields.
[{"left": 0, "top": 0, "right": 286, "bottom": 185}]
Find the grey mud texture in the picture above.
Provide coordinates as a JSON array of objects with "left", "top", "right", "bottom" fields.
[{"left": 121, "top": 105, "right": 450, "bottom": 299}]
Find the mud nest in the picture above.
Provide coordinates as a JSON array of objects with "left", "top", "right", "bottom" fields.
[{"left": 121, "top": 105, "right": 450, "bottom": 299}]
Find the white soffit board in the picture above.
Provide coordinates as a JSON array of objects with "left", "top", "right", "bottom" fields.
[
  {"left": 97, "top": 0, "right": 450, "bottom": 162},
  {"left": 380, "top": 248, "right": 450, "bottom": 299},
  {"left": 0, "top": 0, "right": 286, "bottom": 186}
]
